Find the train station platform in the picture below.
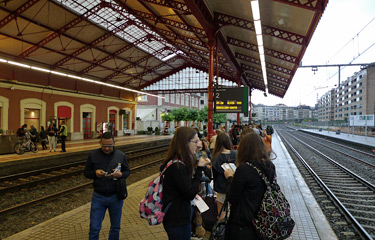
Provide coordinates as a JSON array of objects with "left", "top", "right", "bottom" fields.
[
  {"left": 0, "top": 134, "right": 173, "bottom": 176},
  {"left": 4, "top": 131, "right": 338, "bottom": 240},
  {"left": 300, "top": 128, "right": 375, "bottom": 148}
]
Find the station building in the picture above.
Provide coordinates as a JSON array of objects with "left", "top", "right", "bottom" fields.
[{"left": 0, "top": 63, "right": 136, "bottom": 140}]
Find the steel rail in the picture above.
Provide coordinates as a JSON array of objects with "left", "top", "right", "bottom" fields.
[
  {"left": 278, "top": 130, "right": 374, "bottom": 240},
  {"left": 298, "top": 129, "right": 375, "bottom": 158},
  {"left": 0, "top": 157, "right": 164, "bottom": 217},
  {"left": 294, "top": 131, "right": 375, "bottom": 168},
  {"left": 0, "top": 145, "right": 169, "bottom": 194}
]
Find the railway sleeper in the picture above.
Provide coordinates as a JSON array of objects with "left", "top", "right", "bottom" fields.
[
  {"left": 344, "top": 202, "right": 375, "bottom": 209},
  {"left": 360, "top": 224, "right": 375, "bottom": 231},
  {"left": 329, "top": 189, "right": 374, "bottom": 194},
  {"left": 329, "top": 186, "right": 371, "bottom": 190},
  {"left": 336, "top": 194, "right": 375, "bottom": 199},
  {"left": 319, "top": 178, "right": 361, "bottom": 184},
  {"left": 339, "top": 198, "right": 375, "bottom": 204},
  {"left": 41, "top": 173, "right": 55, "bottom": 177},
  {"left": 354, "top": 216, "right": 375, "bottom": 224},
  {"left": 17, "top": 178, "right": 30, "bottom": 182},
  {"left": 340, "top": 231, "right": 356, "bottom": 237},
  {"left": 313, "top": 170, "right": 344, "bottom": 174},
  {"left": 348, "top": 208, "right": 375, "bottom": 215},
  {"left": 319, "top": 173, "right": 351, "bottom": 177},
  {"left": 29, "top": 176, "right": 42, "bottom": 180}
]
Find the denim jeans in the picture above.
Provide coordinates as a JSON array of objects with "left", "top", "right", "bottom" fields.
[
  {"left": 89, "top": 192, "right": 124, "bottom": 240},
  {"left": 163, "top": 224, "right": 191, "bottom": 240}
]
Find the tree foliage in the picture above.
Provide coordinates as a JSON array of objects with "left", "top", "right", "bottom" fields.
[
  {"left": 186, "top": 109, "right": 199, "bottom": 122},
  {"left": 161, "top": 106, "right": 227, "bottom": 125},
  {"left": 213, "top": 112, "right": 227, "bottom": 124},
  {"left": 197, "top": 106, "right": 226, "bottom": 124},
  {"left": 161, "top": 113, "right": 174, "bottom": 122},
  {"left": 171, "top": 107, "right": 189, "bottom": 122},
  {"left": 198, "top": 106, "right": 208, "bottom": 122}
]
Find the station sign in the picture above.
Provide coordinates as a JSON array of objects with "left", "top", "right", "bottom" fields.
[
  {"left": 349, "top": 115, "right": 374, "bottom": 127},
  {"left": 214, "top": 87, "right": 248, "bottom": 113}
]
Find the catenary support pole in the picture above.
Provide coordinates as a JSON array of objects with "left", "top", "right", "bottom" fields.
[
  {"left": 249, "top": 88, "right": 252, "bottom": 123},
  {"left": 207, "top": 40, "right": 215, "bottom": 141}
]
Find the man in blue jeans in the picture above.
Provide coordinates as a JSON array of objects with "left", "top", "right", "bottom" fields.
[{"left": 84, "top": 132, "right": 130, "bottom": 240}]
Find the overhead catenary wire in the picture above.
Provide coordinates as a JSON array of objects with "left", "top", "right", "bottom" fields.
[{"left": 322, "top": 17, "right": 375, "bottom": 84}]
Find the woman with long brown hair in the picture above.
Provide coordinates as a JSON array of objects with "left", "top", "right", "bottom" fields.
[
  {"left": 160, "top": 127, "right": 210, "bottom": 240},
  {"left": 211, "top": 132, "right": 236, "bottom": 219},
  {"left": 224, "top": 131, "right": 276, "bottom": 239}
]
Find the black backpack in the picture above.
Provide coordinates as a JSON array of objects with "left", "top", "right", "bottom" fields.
[
  {"left": 266, "top": 126, "right": 274, "bottom": 135},
  {"left": 17, "top": 128, "right": 25, "bottom": 137}
]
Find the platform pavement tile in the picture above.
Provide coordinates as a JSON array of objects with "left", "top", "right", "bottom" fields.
[
  {"left": 272, "top": 134, "right": 321, "bottom": 240},
  {"left": 5, "top": 174, "right": 168, "bottom": 240},
  {"left": 5, "top": 132, "right": 338, "bottom": 240}
]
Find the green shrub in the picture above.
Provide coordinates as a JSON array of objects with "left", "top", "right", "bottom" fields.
[{"left": 155, "top": 127, "right": 160, "bottom": 135}]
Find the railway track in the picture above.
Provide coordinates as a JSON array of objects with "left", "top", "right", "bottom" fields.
[
  {"left": 0, "top": 144, "right": 168, "bottom": 217},
  {"left": 0, "top": 144, "right": 169, "bottom": 194},
  {"left": 278, "top": 128, "right": 375, "bottom": 239},
  {"left": 293, "top": 130, "right": 375, "bottom": 169}
]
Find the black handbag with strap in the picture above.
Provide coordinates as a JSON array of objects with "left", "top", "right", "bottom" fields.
[
  {"left": 108, "top": 157, "right": 127, "bottom": 200},
  {"left": 116, "top": 177, "right": 128, "bottom": 200},
  {"left": 209, "top": 198, "right": 228, "bottom": 240},
  {"left": 201, "top": 181, "right": 218, "bottom": 231}
]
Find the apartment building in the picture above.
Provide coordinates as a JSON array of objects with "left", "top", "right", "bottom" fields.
[
  {"left": 317, "top": 89, "right": 335, "bottom": 122},
  {"left": 334, "top": 64, "right": 374, "bottom": 120},
  {"left": 253, "top": 104, "right": 315, "bottom": 122}
]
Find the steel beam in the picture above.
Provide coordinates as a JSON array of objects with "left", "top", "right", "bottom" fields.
[
  {"left": 216, "top": 12, "right": 306, "bottom": 45},
  {"left": 184, "top": 0, "right": 240, "bottom": 74},
  {"left": 0, "top": 0, "right": 40, "bottom": 29},
  {"left": 53, "top": 20, "right": 134, "bottom": 68},
  {"left": 229, "top": 37, "right": 297, "bottom": 64},
  {"left": 17, "top": 2, "right": 103, "bottom": 60},
  {"left": 273, "top": 0, "right": 322, "bottom": 11},
  {"left": 140, "top": 0, "right": 191, "bottom": 13}
]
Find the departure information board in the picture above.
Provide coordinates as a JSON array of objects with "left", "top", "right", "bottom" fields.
[{"left": 214, "top": 87, "right": 248, "bottom": 113}]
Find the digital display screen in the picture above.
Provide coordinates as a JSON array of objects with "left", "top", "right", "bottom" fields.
[{"left": 214, "top": 87, "right": 248, "bottom": 113}]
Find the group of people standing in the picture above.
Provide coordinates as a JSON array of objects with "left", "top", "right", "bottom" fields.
[
  {"left": 17, "top": 121, "right": 68, "bottom": 152},
  {"left": 83, "top": 124, "right": 276, "bottom": 240},
  {"left": 159, "top": 125, "right": 275, "bottom": 240}
]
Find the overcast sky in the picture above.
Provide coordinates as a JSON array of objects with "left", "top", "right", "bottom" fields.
[{"left": 252, "top": 0, "right": 375, "bottom": 107}]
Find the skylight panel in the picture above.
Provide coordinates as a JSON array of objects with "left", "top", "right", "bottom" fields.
[
  {"left": 79, "top": 0, "right": 97, "bottom": 9},
  {"left": 60, "top": 0, "right": 177, "bottom": 61},
  {"left": 124, "top": 25, "right": 147, "bottom": 40}
]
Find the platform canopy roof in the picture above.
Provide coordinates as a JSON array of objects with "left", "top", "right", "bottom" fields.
[{"left": 0, "top": 0, "right": 328, "bottom": 98}]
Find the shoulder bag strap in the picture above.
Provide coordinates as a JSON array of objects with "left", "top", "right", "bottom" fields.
[
  {"left": 161, "top": 159, "right": 184, "bottom": 175},
  {"left": 245, "top": 162, "right": 270, "bottom": 187},
  {"left": 218, "top": 198, "right": 229, "bottom": 220}
]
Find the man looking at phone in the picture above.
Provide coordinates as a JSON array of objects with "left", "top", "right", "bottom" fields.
[{"left": 84, "top": 132, "right": 130, "bottom": 240}]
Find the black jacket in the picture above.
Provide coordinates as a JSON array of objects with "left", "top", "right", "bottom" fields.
[
  {"left": 39, "top": 130, "right": 47, "bottom": 140},
  {"left": 226, "top": 161, "right": 276, "bottom": 239},
  {"left": 84, "top": 147, "right": 130, "bottom": 196},
  {"left": 47, "top": 126, "right": 57, "bottom": 137},
  {"left": 212, "top": 150, "right": 236, "bottom": 193},
  {"left": 162, "top": 162, "right": 203, "bottom": 228}
]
